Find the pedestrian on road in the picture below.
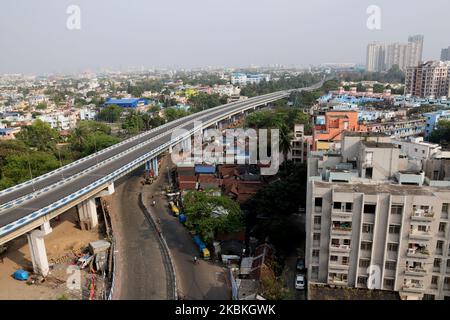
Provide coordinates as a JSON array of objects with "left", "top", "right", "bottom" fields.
[{"left": 193, "top": 256, "right": 198, "bottom": 264}]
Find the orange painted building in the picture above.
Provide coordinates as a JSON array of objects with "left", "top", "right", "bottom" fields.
[{"left": 313, "top": 111, "right": 367, "bottom": 151}]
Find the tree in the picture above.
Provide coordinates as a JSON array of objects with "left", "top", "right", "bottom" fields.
[
  {"left": 122, "top": 110, "right": 145, "bottom": 135},
  {"left": 97, "top": 105, "right": 123, "bottom": 123},
  {"left": 260, "top": 264, "right": 292, "bottom": 300},
  {"left": 279, "top": 124, "right": 292, "bottom": 165},
  {"left": 164, "top": 107, "right": 190, "bottom": 122},
  {"left": 16, "top": 119, "right": 59, "bottom": 152},
  {"left": 69, "top": 121, "right": 119, "bottom": 156},
  {"left": 243, "top": 163, "right": 308, "bottom": 254},
  {"left": 35, "top": 102, "right": 47, "bottom": 110},
  {"left": 429, "top": 120, "right": 450, "bottom": 144},
  {"left": 0, "top": 151, "right": 60, "bottom": 191},
  {"left": 183, "top": 191, "right": 244, "bottom": 244}
]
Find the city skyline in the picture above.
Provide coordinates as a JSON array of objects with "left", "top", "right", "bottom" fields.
[{"left": 1, "top": 0, "right": 450, "bottom": 74}]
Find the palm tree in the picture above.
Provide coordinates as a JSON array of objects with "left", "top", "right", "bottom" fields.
[
  {"left": 71, "top": 127, "right": 87, "bottom": 151},
  {"left": 279, "top": 124, "right": 292, "bottom": 167}
]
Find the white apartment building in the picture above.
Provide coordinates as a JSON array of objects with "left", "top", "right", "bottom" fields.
[
  {"left": 393, "top": 137, "right": 441, "bottom": 161},
  {"left": 405, "top": 61, "right": 450, "bottom": 99},
  {"left": 79, "top": 106, "right": 98, "bottom": 121},
  {"left": 366, "top": 35, "right": 424, "bottom": 72},
  {"left": 306, "top": 132, "right": 450, "bottom": 300},
  {"left": 231, "top": 73, "right": 247, "bottom": 86},
  {"left": 289, "top": 124, "right": 312, "bottom": 164},
  {"left": 37, "top": 112, "right": 77, "bottom": 130}
]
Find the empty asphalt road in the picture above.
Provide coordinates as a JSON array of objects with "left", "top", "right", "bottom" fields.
[{"left": 107, "top": 173, "right": 169, "bottom": 300}]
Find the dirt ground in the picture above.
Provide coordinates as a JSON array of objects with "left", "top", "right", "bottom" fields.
[{"left": 0, "top": 207, "right": 104, "bottom": 300}]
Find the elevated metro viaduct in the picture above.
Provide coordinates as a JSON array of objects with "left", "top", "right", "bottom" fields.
[{"left": 0, "top": 80, "right": 325, "bottom": 275}]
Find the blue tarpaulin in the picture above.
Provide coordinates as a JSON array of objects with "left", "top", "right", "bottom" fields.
[
  {"left": 13, "top": 269, "right": 29, "bottom": 281},
  {"left": 179, "top": 214, "right": 187, "bottom": 224},
  {"left": 193, "top": 235, "right": 206, "bottom": 250}
]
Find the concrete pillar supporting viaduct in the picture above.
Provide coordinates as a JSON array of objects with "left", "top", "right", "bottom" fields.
[
  {"left": 77, "top": 198, "right": 98, "bottom": 231},
  {"left": 27, "top": 222, "right": 52, "bottom": 277}
]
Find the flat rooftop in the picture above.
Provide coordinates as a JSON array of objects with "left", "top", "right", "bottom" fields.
[
  {"left": 314, "top": 181, "right": 436, "bottom": 196},
  {"left": 362, "top": 141, "right": 396, "bottom": 149},
  {"left": 309, "top": 284, "right": 399, "bottom": 300},
  {"left": 344, "top": 131, "right": 389, "bottom": 137}
]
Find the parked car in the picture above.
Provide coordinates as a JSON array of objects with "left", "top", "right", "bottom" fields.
[
  {"left": 296, "top": 258, "right": 306, "bottom": 272},
  {"left": 295, "top": 274, "right": 305, "bottom": 290}
]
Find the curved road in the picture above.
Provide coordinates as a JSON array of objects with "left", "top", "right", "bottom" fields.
[
  {"left": 108, "top": 173, "right": 169, "bottom": 300},
  {"left": 143, "top": 156, "right": 230, "bottom": 300}
]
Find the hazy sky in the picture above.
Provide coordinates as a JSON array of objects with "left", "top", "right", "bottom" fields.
[{"left": 1, "top": 0, "right": 449, "bottom": 74}]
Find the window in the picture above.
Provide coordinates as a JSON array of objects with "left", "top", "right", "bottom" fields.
[
  {"left": 423, "top": 294, "right": 435, "bottom": 300},
  {"left": 439, "top": 222, "right": 447, "bottom": 233},
  {"left": 312, "top": 250, "right": 319, "bottom": 257},
  {"left": 311, "top": 266, "right": 319, "bottom": 275},
  {"left": 385, "top": 261, "right": 396, "bottom": 270},
  {"left": 314, "top": 198, "right": 323, "bottom": 208},
  {"left": 345, "top": 202, "right": 353, "bottom": 212},
  {"left": 333, "top": 202, "right": 342, "bottom": 210},
  {"left": 434, "top": 258, "right": 441, "bottom": 268},
  {"left": 445, "top": 277, "right": 450, "bottom": 285},
  {"left": 362, "top": 223, "right": 374, "bottom": 233},
  {"left": 437, "top": 240, "right": 444, "bottom": 250},
  {"left": 364, "top": 204, "right": 377, "bottom": 214},
  {"left": 359, "top": 259, "right": 370, "bottom": 268},
  {"left": 389, "top": 224, "right": 401, "bottom": 234},
  {"left": 314, "top": 216, "right": 322, "bottom": 225},
  {"left": 384, "top": 278, "right": 394, "bottom": 287},
  {"left": 443, "top": 203, "right": 449, "bottom": 214},
  {"left": 361, "top": 242, "right": 372, "bottom": 251},
  {"left": 313, "top": 233, "right": 321, "bottom": 241},
  {"left": 365, "top": 167, "right": 373, "bottom": 179},
  {"left": 330, "top": 255, "right": 338, "bottom": 262},
  {"left": 387, "top": 243, "right": 398, "bottom": 252},
  {"left": 391, "top": 205, "right": 403, "bottom": 215},
  {"left": 342, "top": 257, "right": 349, "bottom": 265},
  {"left": 431, "top": 276, "right": 438, "bottom": 285},
  {"left": 418, "top": 225, "right": 428, "bottom": 232},
  {"left": 357, "top": 276, "right": 368, "bottom": 285},
  {"left": 343, "top": 239, "right": 351, "bottom": 246}
]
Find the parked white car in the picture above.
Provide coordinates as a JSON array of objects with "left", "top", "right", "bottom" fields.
[{"left": 295, "top": 274, "right": 305, "bottom": 290}]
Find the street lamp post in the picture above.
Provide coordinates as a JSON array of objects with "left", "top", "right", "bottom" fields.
[
  {"left": 52, "top": 138, "right": 64, "bottom": 180},
  {"left": 27, "top": 150, "right": 36, "bottom": 195},
  {"left": 93, "top": 127, "right": 100, "bottom": 165}
]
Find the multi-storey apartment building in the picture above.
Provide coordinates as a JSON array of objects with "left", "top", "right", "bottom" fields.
[
  {"left": 289, "top": 124, "right": 312, "bottom": 164},
  {"left": 441, "top": 46, "right": 450, "bottom": 62},
  {"left": 405, "top": 61, "right": 450, "bottom": 98},
  {"left": 305, "top": 132, "right": 450, "bottom": 300},
  {"left": 366, "top": 35, "right": 424, "bottom": 72}
]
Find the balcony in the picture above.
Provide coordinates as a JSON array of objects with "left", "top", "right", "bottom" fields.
[
  {"left": 411, "top": 209, "right": 435, "bottom": 222},
  {"left": 405, "top": 267, "right": 427, "bottom": 277},
  {"left": 406, "top": 247, "right": 430, "bottom": 259},
  {"left": 331, "top": 210, "right": 353, "bottom": 221},
  {"left": 331, "top": 226, "right": 352, "bottom": 235},
  {"left": 328, "top": 277, "right": 348, "bottom": 286},
  {"left": 329, "top": 244, "right": 351, "bottom": 253},
  {"left": 409, "top": 230, "right": 432, "bottom": 240},
  {"left": 328, "top": 263, "right": 350, "bottom": 271},
  {"left": 402, "top": 283, "right": 425, "bottom": 293}
]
